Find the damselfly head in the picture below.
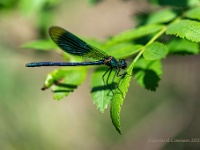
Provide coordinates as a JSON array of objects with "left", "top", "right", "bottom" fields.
[{"left": 120, "top": 59, "right": 127, "bottom": 69}]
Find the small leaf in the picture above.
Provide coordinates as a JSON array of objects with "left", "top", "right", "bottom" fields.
[
  {"left": 22, "top": 39, "right": 57, "bottom": 50},
  {"left": 166, "top": 19, "right": 200, "bottom": 42},
  {"left": 106, "top": 43, "right": 143, "bottom": 59},
  {"left": 110, "top": 59, "right": 135, "bottom": 134},
  {"left": 42, "top": 73, "right": 54, "bottom": 89},
  {"left": 106, "top": 24, "right": 165, "bottom": 46},
  {"left": 147, "top": 8, "right": 177, "bottom": 24},
  {"left": 91, "top": 67, "right": 115, "bottom": 112},
  {"left": 143, "top": 42, "right": 168, "bottom": 60},
  {"left": 43, "top": 67, "right": 87, "bottom": 100},
  {"left": 168, "top": 38, "right": 199, "bottom": 55},
  {"left": 133, "top": 58, "right": 162, "bottom": 91},
  {"left": 185, "top": 7, "right": 200, "bottom": 21}
]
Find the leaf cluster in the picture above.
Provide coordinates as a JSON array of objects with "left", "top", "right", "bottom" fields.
[{"left": 24, "top": 0, "right": 200, "bottom": 134}]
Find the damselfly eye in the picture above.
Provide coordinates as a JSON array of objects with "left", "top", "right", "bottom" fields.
[{"left": 120, "top": 59, "right": 127, "bottom": 69}]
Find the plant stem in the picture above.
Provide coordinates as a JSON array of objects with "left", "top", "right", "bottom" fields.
[{"left": 133, "top": 26, "right": 166, "bottom": 63}]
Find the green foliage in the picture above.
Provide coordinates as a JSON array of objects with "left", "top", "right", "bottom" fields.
[
  {"left": 91, "top": 67, "right": 117, "bottom": 112},
  {"left": 19, "top": 0, "right": 59, "bottom": 16},
  {"left": 146, "top": 8, "right": 177, "bottom": 24},
  {"left": 106, "top": 43, "right": 143, "bottom": 59},
  {"left": 143, "top": 42, "right": 168, "bottom": 60},
  {"left": 168, "top": 38, "right": 199, "bottom": 55},
  {"left": 24, "top": 1, "right": 200, "bottom": 134},
  {"left": 133, "top": 58, "right": 162, "bottom": 91},
  {"left": 110, "top": 58, "right": 135, "bottom": 134},
  {"left": 22, "top": 39, "right": 57, "bottom": 50},
  {"left": 105, "top": 24, "right": 164, "bottom": 46},
  {"left": 0, "top": 0, "right": 16, "bottom": 8},
  {"left": 185, "top": 7, "right": 200, "bottom": 20},
  {"left": 166, "top": 19, "right": 200, "bottom": 42},
  {"left": 43, "top": 67, "right": 87, "bottom": 100}
]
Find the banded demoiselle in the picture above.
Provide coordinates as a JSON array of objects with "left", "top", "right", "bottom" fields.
[{"left": 26, "top": 26, "right": 127, "bottom": 93}]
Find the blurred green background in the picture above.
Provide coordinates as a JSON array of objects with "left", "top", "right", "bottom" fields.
[{"left": 0, "top": 0, "right": 200, "bottom": 149}]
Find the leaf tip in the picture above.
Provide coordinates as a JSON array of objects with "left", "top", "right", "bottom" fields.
[
  {"left": 111, "top": 117, "right": 122, "bottom": 134},
  {"left": 117, "top": 127, "right": 122, "bottom": 135}
]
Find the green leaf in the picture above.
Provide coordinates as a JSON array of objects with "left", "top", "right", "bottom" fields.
[
  {"left": 147, "top": 8, "right": 177, "bottom": 24},
  {"left": 43, "top": 67, "right": 87, "bottom": 100},
  {"left": 22, "top": 39, "right": 57, "bottom": 50},
  {"left": 105, "top": 24, "right": 165, "bottom": 46},
  {"left": 110, "top": 59, "right": 135, "bottom": 134},
  {"left": 185, "top": 7, "right": 200, "bottom": 21},
  {"left": 133, "top": 58, "right": 162, "bottom": 91},
  {"left": 143, "top": 42, "right": 168, "bottom": 60},
  {"left": 168, "top": 38, "right": 199, "bottom": 55},
  {"left": 106, "top": 43, "right": 143, "bottom": 59},
  {"left": 91, "top": 67, "right": 114, "bottom": 112},
  {"left": 166, "top": 19, "right": 200, "bottom": 42}
]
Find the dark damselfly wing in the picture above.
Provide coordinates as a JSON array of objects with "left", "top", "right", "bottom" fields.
[{"left": 49, "top": 26, "right": 109, "bottom": 60}]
